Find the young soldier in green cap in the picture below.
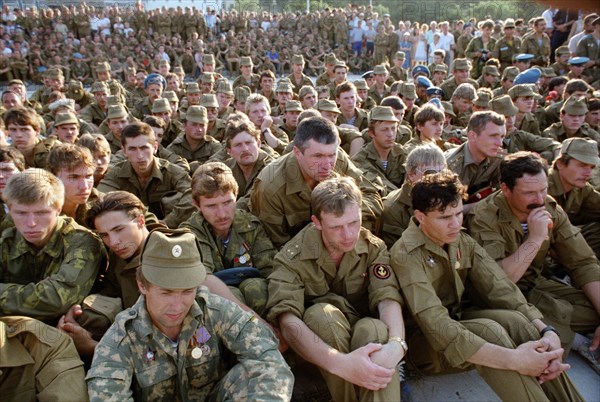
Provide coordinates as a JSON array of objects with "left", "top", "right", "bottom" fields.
[
  {"left": 490, "top": 95, "right": 560, "bottom": 162},
  {"left": 216, "top": 80, "right": 234, "bottom": 119},
  {"left": 198, "top": 72, "right": 215, "bottom": 95},
  {"left": 250, "top": 116, "right": 383, "bottom": 248},
  {"left": 179, "top": 82, "right": 202, "bottom": 116},
  {"left": 270, "top": 81, "right": 294, "bottom": 119},
  {"left": 467, "top": 152, "right": 600, "bottom": 356},
  {"left": 315, "top": 53, "right": 337, "bottom": 87},
  {"left": 509, "top": 84, "right": 542, "bottom": 136},
  {"left": 287, "top": 54, "right": 313, "bottom": 95},
  {"left": 492, "top": 66, "right": 519, "bottom": 98},
  {"left": 299, "top": 85, "right": 318, "bottom": 110},
  {"left": 353, "top": 79, "right": 376, "bottom": 111},
  {"left": 440, "top": 58, "right": 479, "bottom": 101},
  {"left": 180, "top": 162, "right": 276, "bottom": 317},
  {"left": 51, "top": 111, "right": 80, "bottom": 144},
  {"left": 548, "top": 138, "right": 600, "bottom": 259},
  {"left": 200, "top": 94, "right": 226, "bottom": 141},
  {"left": 257, "top": 70, "right": 277, "bottom": 108},
  {"left": 368, "top": 65, "right": 391, "bottom": 106},
  {"left": 477, "top": 65, "right": 500, "bottom": 90},
  {"left": 232, "top": 56, "right": 260, "bottom": 92},
  {"left": 552, "top": 46, "right": 571, "bottom": 76},
  {"left": 278, "top": 100, "right": 303, "bottom": 141},
  {"left": 543, "top": 97, "right": 600, "bottom": 147},
  {"left": 389, "top": 51, "right": 408, "bottom": 83},
  {"left": 0, "top": 168, "right": 105, "bottom": 323},
  {"left": 150, "top": 98, "right": 182, "bottom": 148},
  {"left": 99, "top": 122, "right": 194, "bottom": 228},
  {"left": 0, "top": 315, "right": 88, "bottom": 400},
  {"left": 267, "top": 176, "right": 404, "bottom": 402},
  {"left": 79, "top": 81, "right": 110, "bottom": 127},
  {"left": 29, "top": 68, "right": 64, "bottom": 107},
  {"left": 86, "top": 228, "right": 293, "bottom": 401},
  {"left": 103, "top": 104, "right": 131, "bottom": 155},
  {"left": 352, "top": 106, "right": 405, "bottom": 196},
  {"left": 392, "top": 170, "right": 585, "bottom": 402},
  {"left": 3, "top": 107, "right": 58, "bottom": 169},
  {"left": 96, "top": 61, "right": 128, "bottom": 106},
  {"left": 492, "top": 18, "right": 522, "bottom": 71}
]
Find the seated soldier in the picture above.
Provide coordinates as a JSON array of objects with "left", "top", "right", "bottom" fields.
[
  {"left": 351, "top": 106, "right": 405, "bottom": 196},
  {"left": 391, "top": 171, "right": 584, "bottom": 401},
  {"left": 449, "top": 83, "right": 476, "bottom": 128},
  {"left": 4, "top": 106, "right": 58, "bottom": 169},
  {"left": 445, "top": 111, "right": 505, "bottom": 208},
  {"left": 86, "top": 229, "right": 293, "bottom": 401},
  {"left": 0, "top": 146, "right": 24, "bottom": 225},
  {"left": 47, "top": 143, "right": 99, "bottom": 227},
  {"left": 245, "top": 94, "right": 289, "bottom": 155},
  {"left": 166, "top": 105, "right": 221, "bottom": 173},
  {"left": 314, "top": 101, "right": 364, "bottom": 157},
  {"left": 404, "top": 103, "right": 457, "bottom": 155},
  {"left": 52, "top": 111, "right": 81, "bottom": 144},
  {"left": 78, "top": 81, "right": 110, "bottom": 127},
  {"left": 548, "top": 138, "right": 600, "bottom": 259},
  {"left": 0, "top": 169, "right": 105, "bottom": 323},
  {"left": 142, "top": 115, "right": 190, "bottom": 173},
  {"left": 77, "top": 133, "right": 111, "bottom": 187},
  {"left": 267, "top": 176, "right": 405, "bottom": 401},
  {"left": 151, "top": 97, "right": 183, "bottom": 147},
  {"left": 380, "top": 143, "right": 446, "bottom": 249},
  {"left": 98, "top": 122, "right": 194, "bottom": 228},
  {"left": 102, "top": 104, "right": 130, "bottom": 156},
  {"left": 250, "top": 116, "right": 383, "bottom": 248},
  {"left": 0, "top": 315, "right": 88, "bottom": 400},
  {"left": 467, "top": 152, "right": 600, "bottom": 355},
  {"left": 221, "top": 115, "right": 275, "bottom": 202},
  {"left": 335, "top": 81, "right": 369, "bottom": 132},
  {"left": 180, "top": 162, "right": 276, "bottom": 316}
]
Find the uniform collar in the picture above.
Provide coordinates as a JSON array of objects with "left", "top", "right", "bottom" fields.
[
  {"left": 285, "top": 154, "right": 310, "bottom": 195},
  {"left": 11, "top": 216, "right": 69, "bottom": 259},
  {"left": 0, "top": 321, "right": 35, "bottom": 368}
]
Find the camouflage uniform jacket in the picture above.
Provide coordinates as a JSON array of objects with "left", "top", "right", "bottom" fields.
[
  {"left": 0, "top": 316, "right": 88, "bottom": 401},
  {"left": 250, "top": 150, "right": 383, "bottom": 248},
  {"left": 266, "top": 225, "right": 403, "bottom": 324},
  {"left": 86, "top": 288, "right": 293, "bottom": 402},
  {"left": 0, "top": 217, "right": 106, "bottom": 321},
  {"left": 467, "top": 191, "right": 600, "bottom": 291},
  {"left": 180, "top": 209, "right": 276, "bottom": 276},
  {"left": 520, "top": 32, "right": 551, "bottom": 66},
  {"left": 351, "top": 142, "right": 406, "bottom": 196},
  {"left": 97, "top": 158, "right": 194, "bottom": 228}
]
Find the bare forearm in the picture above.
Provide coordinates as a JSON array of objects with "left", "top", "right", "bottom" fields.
[
  {"left": 500, "top": 238, "right": 544, "bottom": 283},
  {"left": 378, "top": 299, "right": 404, "bottom": 339},
  {"left": 582, "top": 281, "right": 600, "bottom": 315}
]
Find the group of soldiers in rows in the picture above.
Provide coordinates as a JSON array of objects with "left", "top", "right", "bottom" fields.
[{"left": 0, "top": 5, "right": 600, "bottom": 402}]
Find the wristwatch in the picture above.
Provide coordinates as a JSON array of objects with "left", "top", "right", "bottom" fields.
[
  {"left": 388, "top": 336, "right": 408, "bottom": 353},
  {"left": 540, "top": 325, "right": 560, "bottom": 338}
]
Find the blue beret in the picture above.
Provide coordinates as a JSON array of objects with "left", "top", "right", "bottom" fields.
[
  {"left": 426, "top": 86, "right": 444, "bottom": 96},
  {"left": 513, "top": 68, "right": 541, "bottom": 85},
  {"left": 144, "top": 73, "right": 166, "bottom": 89},
  {"left": 568, "top": 57, "right": 590, "bottom": 66},
  {"left": 416, "top": 76, "right": 433, "bottom": 88},
  {"left": 73, "top": 53, "right": 83, "bottom": 59},
  {"left": 412, "top": 65, "right": 430, "bottom": 78},
  {"left": 428, "top": 98, "right": 443, "bottom": 110},
  {"left": 515, "top": 53, "right": 534, "bottom": 62}
]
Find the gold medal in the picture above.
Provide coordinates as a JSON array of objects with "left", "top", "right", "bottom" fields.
[{"left": 191, "top": 347, "right": 203, "bottom": 359}]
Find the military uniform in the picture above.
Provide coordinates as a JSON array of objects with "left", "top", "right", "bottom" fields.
[
  {"left": 516, "top": 112, "right": 541, "bottom": 136},
  {"left": 445, "top": 142, "right": 502, "bottom": 199},
  {"left": 465, "top": 36, "right": 497, "bottom": 79},
  {"left": 18, "top": 136, "right": 59, "bottom": 169},
  {"left": 231, "top": 74, "right": 260, "bottom": 93},
  {"left": 0, "top": 217, "right": 105, "bottom": 322},
  {"left": 440, "top": 77, "right": 479, "bottom": 101},
  {"left": 225, "top": 150, "right": 275, "bottom": 200},
  {"left": 389, "top": 66, "right": 408, "bottom": 83},
  {"left": 132, "top": 97, "right": 154, "bottom": 121},
  {"left": 380, "top": 182, "right": 413, "bottom": 249},
  {"left": 266, "top": 224, "right": 403, "bottom": 402},
  {"left": 250, "top": 150, "right": 383, "bottom": 248},
  {"left": 351, "top": 142, "right": 405, "bottom": 195},
  {"left": 520, "top": 32, "right": 551, "bottom": 66},
  {"left": 337, "top": 108, "right": 369, "bottom": 132},
  {"left": 493, "top": 36, "right": 522, "bottom": 71},
  {"left": 79, "top": 102, "right": 107, "bottom": 127},
  {"left": 467, "top": 192, "right": 600, "bottom": 350},
  {"left": 86, "top": 288, "right": 293, "bottom": 402},
  {"left": 391, "top": 220, "right": 583, "bottom": 401},
  {"left": 543, "top": 123, "right": 600, "bottom": 150},
  {"left": 503, "top": 129, "right": 559, "bottom": 161},
  {"left": 206, "top": 119, "right": 226, "bottom": 142},
  {"left": 180, "top": 210, "right": 276, "bottom": 316},
  {"left": 367, "top": 85, "right": 390, "bottom": 106},
  {"left": 0, "top": 316, "right": 88, "bottom": 401},
  {"left": 97, "top": 158, "right": 194, "bottom": 228},
  {"left": 576, "top": 33, "right": 600, "bottom": 86},
  {"left": 315, "top": 72, "right": 334, "bottom": 87},
  {"left": 548, "top": 167, "right": 600, "bottom": 258},
  {"left": 287, "top": 73, "right": 313, "bottom": 95},
  {"left": 166, "top": 134, "right": 222, "bottom": 169}
]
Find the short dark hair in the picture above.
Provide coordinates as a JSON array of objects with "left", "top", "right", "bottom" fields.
[
  {"left": 500, "top": 151, "right": 547, "bottom": 190},
  {"left": 86, "top": 190, "right": 145, "bottom": 229},
  {"left": 412, "top": 170, "right": 467, "bottom": 213},
  {"left": 380, "top": 96, "right": 405, "bottom": 110},
  {"left": 467, "top": 111, "right": 505, "bottom": 135},
  {"left": 294, "top": 116, "right": 340, "bottom": 152},
  {"left": 564, "top": 79, "right": 591, "bottom": 96},
  {"left": 0, "top": 146, "right": 25, "bottom": 171},
  {"left": 143, "top": 115, "right": 166, "bottom": 130},
  {"left": 121, "top": 122, "right": 156, "bottom": 146}
]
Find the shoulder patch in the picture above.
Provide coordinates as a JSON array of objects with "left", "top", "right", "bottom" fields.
[
  {"left": 372, "top": 264, "right": 391, "bottom": 280},
  {"left": 284, "top": 243, "right": 301, "bottom": 259}
]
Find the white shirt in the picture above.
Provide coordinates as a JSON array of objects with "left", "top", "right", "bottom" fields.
[{"left": 438, "top": 31, "right": 455, "bottom": 52}]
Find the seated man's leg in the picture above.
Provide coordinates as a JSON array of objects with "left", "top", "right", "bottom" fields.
[
  {"left": 304, "top": 302, "right": 356, "bottom": 402},
  {"left": 239, "top": 278, "right": 268, "bottom": 317},
  {"left": 462, "top": 309, "right": 584, "bottom": 402},
  {"left": 351, "top": 317, "right": 401, "bottom": 402},
  {"left": 529, "top": 278, "right": 600, "bottom": 353}
]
